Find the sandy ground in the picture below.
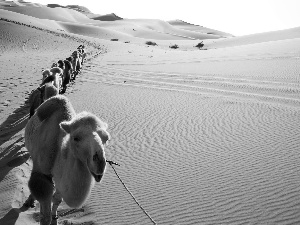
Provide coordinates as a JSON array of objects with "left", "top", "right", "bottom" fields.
[{"left": 1, "top": 1, "right": 300, "bottom": 225}]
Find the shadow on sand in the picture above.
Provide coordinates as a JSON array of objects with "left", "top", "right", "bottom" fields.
[
  {"left": 0, "top": 137, "right": 31, "bottom": 225},
  {"left": 0, "top": 137, "right": 29, "bottom": 182},
  {"left": 0, "top": 102, "right": 29, "bottom": 146},
  {"left": 0, "top": 205, "right": 29, "bottom": 225},
  {"left": 0, "top": 102, "right": 31, "bottom": 224}
]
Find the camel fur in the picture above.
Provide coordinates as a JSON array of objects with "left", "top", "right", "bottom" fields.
[
  {"left": 25, "top": 95, "right": 110, "bottom": 225},
  {"left": 71, "top": 51, "right": 82, "bottom": 79},
  {"left": 28, "top": 83, "right": 59, "bottom": 118},
  {"left": 77, "top": 45, "right": 86, "bottom": 65},
  {"left": 57, "top": 60, "right": 69, "bottom": 93},
  {"left": 65, "top": 57, "right": 75, "bottom": 81},
  {"left": 49, "top": 67, "right": 63, "bottom": 92}
]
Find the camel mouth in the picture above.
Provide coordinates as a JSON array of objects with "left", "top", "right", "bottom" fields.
[{"left": 91, "top": 171, "right": 103, "bottom": 182}]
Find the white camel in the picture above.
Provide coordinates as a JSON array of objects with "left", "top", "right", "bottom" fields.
[
  {"left": 24, "top": 95, "right": 110, "bottom": 225},
  {"left": 77, "top": 45, "right": 86, "bottom": 65},
  {"left": 49, "top": 67, "right": 63, "bottom": 92},
  {"left": 71, "top": 51, "right": 82, "bottom": 79}
]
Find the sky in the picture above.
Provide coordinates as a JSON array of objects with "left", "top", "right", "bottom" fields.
[{"left": 30, "top": 0, "right": 300, "bottom": 36}]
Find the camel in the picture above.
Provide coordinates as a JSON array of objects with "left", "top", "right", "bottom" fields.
[
  {"left": 28, "top": 83, "right": 59, "bottom": 118},
  {"left": 56, "top": 60, "right": 70, "bottom": 94},
  {"left": 60, "top": 59, "right": 72, "bottom": 94},
  {"left": 49, "top": 67, "right": 63, "bottom": 93},
  {"left": 65, "top": 57, "right": 75, "bottom": 81},
  {"left": 77, "top": 45, "right": 86, "bottom": 65},
  {"left": 28, "top": 88, "right": 43, "bottom": 118},
  {"left": 71, "top": 51, "right": 82, "bottom": 79},
  {"left": 24, "top": 95, "right": 110, "bottom": 225},
  {"left": 42, "top": 83, "right": 59, "bottom": 100},
  {"left": 29, "top": 69, "right": 61, "bottom": 118}
]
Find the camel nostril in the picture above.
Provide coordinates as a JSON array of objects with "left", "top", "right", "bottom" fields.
[{"left": 93, "top": 154, "right": 98, "bottom": 161}]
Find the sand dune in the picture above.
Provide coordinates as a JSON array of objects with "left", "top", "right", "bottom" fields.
[
  {"left": 1, "top": 0, "right": 300, "bottom": 224},
  {"left": 208, "top": 26, "right": 300, "bottom": 48},
  {"left": 168, "top": 19, "right": 234, "bottom": 37},
  {"left": 0, "top": 1, "right": 229, "bottom": 42},
  {"left": 91, "top": 13, "right": 123, "bottom": 21},
  {"left": 0, "top": 0, "right": 42, "bottom": 7},
  {"left": 58, "top": 18, "right": 224, "bottom": 43},
  {"left": 0, "top": 9, "right": 65, "bottom": 31},
  {"left": 2, "top": 4, "right": 91, "bottom": 23}
]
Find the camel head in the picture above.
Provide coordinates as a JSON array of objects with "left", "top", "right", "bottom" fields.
[
  {"left": 51, "top": 62, "right": 58, "bottom": 68},
  {"left": 42, "top": 69, "right": 51, "bottom": 82},
  {"left": 60, "top": 112, "right": 110, "bottom": 183},
  {"left": 57, "top": 60, "right": 65, "bottom": 70}
]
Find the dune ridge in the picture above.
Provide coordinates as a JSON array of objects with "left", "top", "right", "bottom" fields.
[
  {"left": 168, "top": 19, "right": 234, "bottom": 37},
  {"left": 91, "top": 13, "right": 123, "bottom": 21},
  {"left": 0, "top": 0, "right": 232, "bottom": 43}
]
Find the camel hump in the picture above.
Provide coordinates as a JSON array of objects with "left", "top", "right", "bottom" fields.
[
  {"left": 41, "top": 75, "right": 55, "bottom": 85},
  {"left": 28, "top": 88, "right": 41, "bottom": 104},
  {"left": 36, "top": 95, "right": 74, "bottom": 121},
  {"left": 50, "top": 67, "right": 63, "bottom": 75},
  {"left": 44, "top": 83, "right": 59, "bottom": 100}
]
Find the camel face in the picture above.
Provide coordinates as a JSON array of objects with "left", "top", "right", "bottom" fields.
[
  {"left": 60, "top": 114, "right": 109, "bottom": 183},
  {"left": 71, "top": 127, "right": 107, "bottom": 182},
  {"left": 87, "top": 130, "right": 107, "bottom": 182}
]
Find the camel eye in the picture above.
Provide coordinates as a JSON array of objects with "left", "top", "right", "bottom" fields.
[{"left": 73, "top": 137, "right": 80, "bottom": 142}]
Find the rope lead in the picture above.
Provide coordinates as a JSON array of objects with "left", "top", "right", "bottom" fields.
[{"left": 107, "top": 160, "right": 157, "bottom": 225}]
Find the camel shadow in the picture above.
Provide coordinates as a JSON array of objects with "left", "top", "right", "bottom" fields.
[
  {"left": 0, "top": 137, "right": 30, "bottom": 225},
  {"left": 0, "top": 137, "right": 30, "bottom": 183},
  {"left": 0, "top": 102, "right": 30, "bottom": 146},
  {"left": 0, "top": 205, "right": 29, "bottom": 225}
]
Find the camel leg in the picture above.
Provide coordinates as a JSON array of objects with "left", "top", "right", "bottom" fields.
[
  {"left": 28, "top": 172, "right": 54, "bottom": 225},
  {"left": 40, "top": 198, "right": 52, "bottom": 225},
  {"left": 50, "top": 190, "right": 62, "bottom": 225},
  {"left": 23, "top": 194, "right": 36, "bottom": 209}
]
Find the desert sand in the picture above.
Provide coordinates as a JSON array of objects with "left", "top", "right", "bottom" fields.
[{"left": 0, "top": 1, "right": 300, "bottom": 224}]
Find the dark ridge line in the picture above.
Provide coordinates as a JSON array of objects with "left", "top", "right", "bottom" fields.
[
  {"left": 168, "top": 19, "right": 204, "bottom": 27},
  {"left": 90, "top": 13, "right": 123, "bottom": 21}
]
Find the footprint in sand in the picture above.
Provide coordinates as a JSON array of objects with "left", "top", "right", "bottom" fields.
[{"left": 2, "top": 100, "right": 11, "bottom": 107}]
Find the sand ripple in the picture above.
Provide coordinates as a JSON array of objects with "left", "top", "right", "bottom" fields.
[
  {"left": 82, "top": 65, "right": 300, "bottom": 107},
  {"left": 65, "top": 63, "right": 300, "bottom": 224}
]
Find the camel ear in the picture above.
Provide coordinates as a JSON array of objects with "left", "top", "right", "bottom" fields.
[
  {"left": 60, "top": 121, "right": 71, "bottom": 133},
  {"left": 99, "top": 129, "right": 110, "bottom": 145}
]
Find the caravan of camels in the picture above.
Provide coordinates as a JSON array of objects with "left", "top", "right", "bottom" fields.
[
  {"left": 28, "top": 45, "right": 86, "bottom": 118},
  {"left": 24, "top": 45, "right": 110, "bottom": 225}
]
